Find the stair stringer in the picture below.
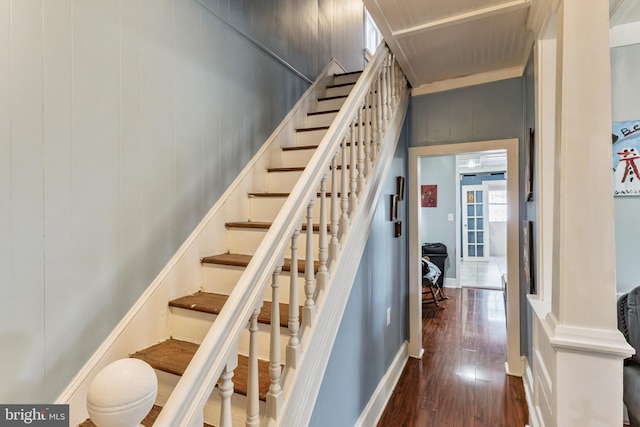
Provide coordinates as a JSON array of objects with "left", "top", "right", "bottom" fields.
[
  {"left": 55, "top": 58, "right": 346, "bottom": 427},
  {"left": 272, "top": 87, "right": 410, "bottom": 427}
]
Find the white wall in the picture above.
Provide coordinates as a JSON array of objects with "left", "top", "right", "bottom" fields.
[
  {"left": 0, "top": 0, "right": 365, "bottom": 403},
  {"left": 611, "top": 43, "right": 640, "bottom": 294}
]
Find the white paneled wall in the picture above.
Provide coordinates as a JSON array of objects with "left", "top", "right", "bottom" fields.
[{"left": 0, "top": 0, "right": 364, "bottom": 403}]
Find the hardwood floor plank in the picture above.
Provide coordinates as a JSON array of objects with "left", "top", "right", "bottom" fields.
[{"left": 378, "top": 288, "right": 528, "bottom": 426}]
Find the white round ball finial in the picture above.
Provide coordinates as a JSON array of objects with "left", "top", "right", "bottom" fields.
[{"left": 87, "top": 358, "right": 157, "bottom": 427}]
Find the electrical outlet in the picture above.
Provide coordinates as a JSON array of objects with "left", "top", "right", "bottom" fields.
[
  {"left": 386, "top": 307, "right": 391, "bottom": 326},
  {"left": 448, "top": 213, "right": 454, "bottom": 221}
]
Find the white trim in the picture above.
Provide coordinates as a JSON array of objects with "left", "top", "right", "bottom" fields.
[
  {"left": 524, "top": 360, "right": 543, "bottom": 427},
  {"left": 354, "top": 342, "right": 409, "bottom": 427},
  {"left": 443, "top": 277, "right": 458, "bottom": 288},
  {"left": 411, "top": 66, "right": 524, "bottom": 96},
  {"left": 409, "top": 139, "right": 522, "bottom": 376},
  {"left": 610, "top": 21, "right": 640, "bottom": 48},
  {"left": 393, "top": 0, "right": 530, "bottom": 38},
  {"left": 274, "top": 87, "right": 410, "bottom": 427},
  {"left": 56, "top": 58, "right": 346, "bottom": 426}
]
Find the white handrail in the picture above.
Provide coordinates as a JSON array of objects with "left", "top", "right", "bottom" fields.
[{"left": 153, "top": 43, "right": 400, "bottom": 426}]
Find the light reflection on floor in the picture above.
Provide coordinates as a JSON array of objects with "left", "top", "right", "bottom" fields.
[{"left": 460, "top": 256, "right": 506, "bottom": 290}]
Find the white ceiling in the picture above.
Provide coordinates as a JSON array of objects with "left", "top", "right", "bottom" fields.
[{"left": 365, "top": 0, "right": 640, "bottom": 95}]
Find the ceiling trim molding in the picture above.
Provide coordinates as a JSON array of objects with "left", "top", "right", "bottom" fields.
[
  {"left": 411, "top": 65, "right": 524, "bottom": 96},
  {"left": 364, "top": 0, "right": 421, "bottom": 87},
  {"left": 610, "top": 21, "right": 640, "bottom": 47},
  {"left": 392, "top": 0, "right": 531, "bottom": 38}
]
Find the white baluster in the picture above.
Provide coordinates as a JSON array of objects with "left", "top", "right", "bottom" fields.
[
  {"left": 391, "top": 53, "right": 397, "bottom": 107},
  {"left": 219, "top": 362, "right": 235, "bottom": 427},
  {"left": 364, "top": 90, "right": 373, "bottom": 176},
  {"left": 340, "top": 134, "right": 350, "bottom": 237},
  {"left": 382, "top": 57, "right": 389, "bottom": 129},
  {"left": 349, "top": 120, "right": 358, "bottom": 214},
  {"left": 376, "top": 70, "right": 384, "bottom": 151},
  {"left": 329, "top": 152, "right": 340, "bottom": 262},
  {"left": 267, "top": 265, "right": 283, "bottom": 419},
  {"left": 246, "top": 307, "right": 261, "bottom": 427},
  {"left": 317, "top": 174, "right": 328, "bottom": 292},
  {"left": 371, "top": 77, "right": 380, "bottom": 161},
  {"left": 287, "top": 229, "right": 301, "bottom": 368},
  {"left": 357, "top": 103, "right": 366, "bottom": 194},
  {"left": 303, "top": 200, "right": 316, "bottom": 327}
]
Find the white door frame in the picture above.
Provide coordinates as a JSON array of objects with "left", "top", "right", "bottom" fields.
[{"left": 408, "top": 138, "right": 522, "bottom": 376}]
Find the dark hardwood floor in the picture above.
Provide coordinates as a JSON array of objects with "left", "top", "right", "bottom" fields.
[{"left": 378, "top": 288, "right": 528, "bottom": 427}]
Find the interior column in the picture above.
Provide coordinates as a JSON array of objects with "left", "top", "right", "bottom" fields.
[{"left": 548, "top": 0, "right": 633, "bottom": 425}]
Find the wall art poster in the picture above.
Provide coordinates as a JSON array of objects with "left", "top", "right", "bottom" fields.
[
  {"left": 421, "top": 185, "right": 437, "bottom": 207},
  {"left": 613, "top": 120, "right": 640, "bottom": 196}
]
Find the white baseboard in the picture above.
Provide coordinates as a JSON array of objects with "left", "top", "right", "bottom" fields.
[
  {"left": 355, "top": 342, "right": 408, "bottom": 427},
  {"left": 444, "top": 277, "right": 459, "bottom": 288}
]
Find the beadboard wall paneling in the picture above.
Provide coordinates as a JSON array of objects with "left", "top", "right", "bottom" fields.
[{"left": 0, "top": 0, "right": 365, "bottom": 403}]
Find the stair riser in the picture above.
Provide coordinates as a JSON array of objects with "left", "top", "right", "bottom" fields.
[
  {"left": 326, "top": 84, "right": 354, "bottom": 97},
  {"left": 248, "top": 196, "right": 323, "bottom": 222},
  {"left": 281, "top": 144, "right": 374, "bottom": 169},
  {"left": 170, "top": 307, "right": 290, "bottom": 362},
  {"left": 154, "top": 369, "right": 265, "bottom": 426},
  {"left": 268, "top": 169, "right": 346, "bottom": 193},
  {"left": 333, "top": 72, "right": 361, "bottom": 85},
  {"left": 306, "top": 111, "right": 338, "bottom": 127},
  {"left": 201, "top": 264, "right": 307, "bottom": 306},
  {"left": 226, "top": 227, "right": 322, "bottom": 260},
  {"left": 316, "top": 97, "right": 346, "bottom": 111},
  {"left": 295, "top": 129, "right": 328, "bottom": 147}
]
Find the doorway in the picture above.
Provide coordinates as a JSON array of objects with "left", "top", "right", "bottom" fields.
[
  {"left": 458, "top": 151, "right": 508, "bottom": 290},
  {"left": 407, "top": 139, "right": 522, "bottom": 377}
]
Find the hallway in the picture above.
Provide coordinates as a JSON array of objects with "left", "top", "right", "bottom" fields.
[{"left": 378, "top": 288, "right": 528, "bottom": 426}]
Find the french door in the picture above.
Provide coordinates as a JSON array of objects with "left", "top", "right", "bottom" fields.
[{"left": 462, "top": 184, "right": 489, "bottom": 260}]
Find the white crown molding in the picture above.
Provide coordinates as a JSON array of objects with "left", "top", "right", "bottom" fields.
[{"left": 610, "top": 21, "right": 640, "bottom": 48}]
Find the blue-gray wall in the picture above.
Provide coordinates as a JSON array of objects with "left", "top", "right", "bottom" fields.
[
  {"left": 611, "top": 43, "right": 640, "bottom": 294},
  {"left": 420, "top": 155, "right": 457, "bottom": 278},
  {"left": 309, "top": 120, "right": 410, "bottom": 427},
  {"left": 0, "top": 0, "right": 365, "bottom": 403},
  {"left": 410, "top": 77, "right": 530, "bottom": 354}
]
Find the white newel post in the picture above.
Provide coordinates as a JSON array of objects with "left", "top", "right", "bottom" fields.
[
  {"left": 303, "top": 200, "right": 316, "bottom": 327},
  {"left": 87, "top": 359, "right": 157, "bottom": 427},
  {"left": 548, "top": 1, "right": 633, "bottom": 425},
  {"left": 218, "top": 358, "right": 237, "bottom": 427},
  {"left": 246, "top": 307, "right": 261, "bottom": 427},
  {"left": 349, "top": 119, "right": 358, "bottom": 213},
  {"left": 287, "top": 229, "right": 301, "bottom": 368},
  {"left": 267, "top": 265, "right": 283, "bottom": 419},
  {"left": 340, "top": 134, "right": 350, "bottom": 236},
  {"left": 329, "top": 153, "right": 340, "bottom": 262},
  {"left": 317, "top": 174, "right": 329, "bottom": 292}
]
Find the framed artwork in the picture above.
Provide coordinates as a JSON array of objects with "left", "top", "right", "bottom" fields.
[
  {"left": 523, "top": 220, "right": 535, "bottom": 294},
  {"left": 612, "top": 120, "right": 640, "bottom": 196},
  {"left": 421, "top": 185, "right": 437, "bottom": 207},
  {"left": 525, "top": 128, "right": 534, "bottom": 202},
  {"left": 397, "top": 176, "right": 405, "bottom": 201},
  {"left": 390, "top": 195, "right": 398, "bottom": 221}
]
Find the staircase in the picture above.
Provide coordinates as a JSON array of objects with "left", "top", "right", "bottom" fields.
[{"left": 69, "top": 44, "right": 409, "bottom": 427}]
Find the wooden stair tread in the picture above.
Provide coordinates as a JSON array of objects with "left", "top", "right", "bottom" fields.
[
  {"left": 79, "top": 405, "right": 213, "bottom": 427},
  {"left": 333, "top": 70, "right": 362, "bottom": 77},
  {"left": 169, "top": 291, "right": 301, "bottom": 328},
  {"left": 281, "top": 144, "right": 318, "bottom": 151},
  {"left": 317, "top": 94, "right": 348, "bottom": 102},
  {"left": 326, "top": 81, "right": 356, "bottom": 89},
  {"left": 267, "top": 166, "right": 306, "bottom": 172},
  {"left": 307, "top": 109, "right": 339, "bottom": 116},
  {"left": 295, "top": 125, "right": 330, "bottom": 132},
  {"left": 130, "top": 339, "right": 272, "bottom": 400},
  {"left": 201, "top": 253, "right": 320, "bottom": 274},
  {"left": 248, "top": 191, "right": 339, "bottom": 198},
  {"left": 225, "top": 221, "right": 328, "bottom": 232}
]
